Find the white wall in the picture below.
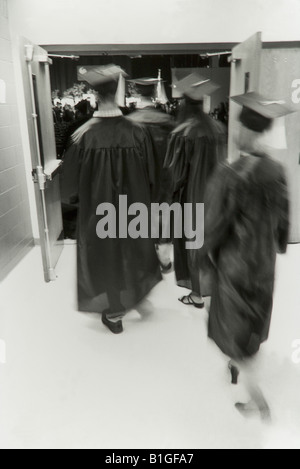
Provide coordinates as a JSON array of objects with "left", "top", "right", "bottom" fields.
[
  {"left": 0, "top": 0, "right": 34, "bottom": 280},
  {"left": 10, "top": 37, "right": 39, "bottom": 239},
  {"left": 8, "top": 0, "right": 300, "bottom": 46}
]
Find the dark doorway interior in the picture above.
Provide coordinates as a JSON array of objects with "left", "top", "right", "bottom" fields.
[
  {"left": 46, "top": 42, "right": 233, "bottom": 103},
  {"left": 49, "top": 53, "right": 218, "bottom": 101}
]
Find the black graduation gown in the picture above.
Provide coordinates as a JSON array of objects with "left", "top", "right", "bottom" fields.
[
  {"left": 203, "top": 154, "right": 290, "bottom": 360},
  {"left": 64, "top": 116, "right": 162, "bottom": 314},
  {"left": 164, "top": 118, "right": 227, "bottom": 295},
  {"left": 59, "top": 117, "right": 93, "bottom": 239},
  {"left": 128, "top": 107, "right": 175, "bottom": 203}
]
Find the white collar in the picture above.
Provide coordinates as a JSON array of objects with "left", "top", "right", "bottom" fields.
[{"left": 94, "top": 108, "right": 123, "bottom": 118}]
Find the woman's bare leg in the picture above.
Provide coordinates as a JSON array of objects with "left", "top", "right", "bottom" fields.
[{"left": 235, "top": 355, "right": 271, "bottom": 422}]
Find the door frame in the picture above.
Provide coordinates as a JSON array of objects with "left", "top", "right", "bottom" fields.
[
  {"left": 13, "top": 38, "right": 300, "bottom": 266},
  {"left": 17, "top": 38, "right": 64, "bottom": 282},
  {"left": 43, "top": 41, "right": 300, "bottom": 56}
]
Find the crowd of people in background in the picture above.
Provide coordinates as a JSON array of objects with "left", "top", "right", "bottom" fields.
[
  {"left": 53, "top": 99, "right": 94, "bottom": 157},
  {"left": 210, "top": 100, "right": 229, "bottom": 125},
  {"left": 52, "top": 83, "right": 227, "bottom": 159}
]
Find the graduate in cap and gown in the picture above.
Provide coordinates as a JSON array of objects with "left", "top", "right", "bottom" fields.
[
  {"left": 63, "top": 65, "right": 162, "bottom": 334},
  {"left": 164, "top": 73, "right": 227, "bottom": 307},
  {"left": 128, "top": 77, "right": 175, "bottom": 272},
  {"left": 202, "top": 91, "right": 292, "bottom": 419}
]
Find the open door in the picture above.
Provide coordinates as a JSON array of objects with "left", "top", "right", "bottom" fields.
[
  {"left": 19, "top": 38, "right": 64, "bottom": 282},
  {"left": 259, "top": 47, "right": 300, "bottom": 242},
  {"left": 228, "top": 32, "right": 262, "bottom": 162}
]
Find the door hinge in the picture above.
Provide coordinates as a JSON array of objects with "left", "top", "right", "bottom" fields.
[
  {"left": 25, "top": 45, "right": 52, "bottom": 65},
  {"left": 32, "top": 166, "right": 46, "bottom": 190},
  {"left": 25, "top": 44, "right": 34, "bottom": 62}
]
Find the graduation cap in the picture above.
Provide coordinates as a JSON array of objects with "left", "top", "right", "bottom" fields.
[
  {"left": 128, "top": 77, "right": 162, "bottom": 97},
  {"left": 128, "top": 78, "right": 161, "bottom": 86},
  {"left": 78, "top": 64, "right": 128, "bottom": 87},
  {"left": 174, "top": 73, "right": 220, "bottom": 101},
  {"left": 232, "top": 91, "right": 295, "bottom": 119},
  {"left": 232, "top": 91, "right": 296, "bottom": 133}
]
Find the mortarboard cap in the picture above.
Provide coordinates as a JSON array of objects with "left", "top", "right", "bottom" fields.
[
  {"left": 175, "top": 73, "right": 220, "bottom": 101},
  {"left": 232, "top": 91, "right": 297, "bottom": 133},
  {"left": 231, "top": 92, "right": 295, "bottom": 119},
  {"left": 78, "top": 64, "right": 128, "bottom": 87},
  {"left": 128, "top": 78, "right": 161, "bottom": 86}
]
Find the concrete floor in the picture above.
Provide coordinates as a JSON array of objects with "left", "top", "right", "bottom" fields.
[{"left": 0, "top": 244, "right": 300, "bottom": 449}]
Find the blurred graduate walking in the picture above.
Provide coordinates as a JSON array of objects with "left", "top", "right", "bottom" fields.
[
  {"left": 202, "top": 92, "right": 292, "bottom": 419},
  {"left": 63, "top": 65, "right": 162, "bottom": 334},
  {"left": 128, "top": 76, "right": 175, "bottom": 272},
  {"left": 164, "top": 73, "right": 227, "bottom": 308}
]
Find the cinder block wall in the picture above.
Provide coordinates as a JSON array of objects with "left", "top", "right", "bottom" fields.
[{"left": 0, "top": 0, "right": 33, "bottom": 281}]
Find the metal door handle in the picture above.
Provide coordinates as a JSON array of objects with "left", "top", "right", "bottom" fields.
[
  {"left": 32, "top": 160, "right": 63, "bottom": 190},
  {"left": 44, "top": 159, "right": 63, "bottom": 181}
]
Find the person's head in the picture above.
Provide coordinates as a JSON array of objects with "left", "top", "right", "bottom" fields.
[
  {"left": 75, "top": 99, "right": 91, "bottom": 118},
  {"left": 94, "top": 80, "right": 119, "bottom": 103},
  {"left": 175, "top": 73, "right": 220, "bottom": 128},
  {"left": 176, "top": 73, "right": 220, "bottom": 101},
  {"left": 176, "top": 97, "right": 219, "bottom": 142},
  {"left": 128, "top": 78, "right": 159, "bottom": 104},
  {"left": 78, "top": 64, "right": 127, "bottom": 105},
  {"left": 237, "top": 107, "right": 272, "bottom": 154},
  {"left": 140, "top": 86, "right": 155, "bottom": 99},
  {"left": 232, "top": 92, "right": 294, "bottom": 154},
  {"left": 176, "top": 97, "right": 204, "bottom": 124},
  {"left": 135, "top": 83, "right": 156, "bottom": 99}
]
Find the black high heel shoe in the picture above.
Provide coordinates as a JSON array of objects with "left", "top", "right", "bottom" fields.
[
  {"left": 102, "top": 310, "right": 124, "bottom": 334},
  {"left": 229, "top": 363, "right": 240, "bottom": 385},
  {"left": 179, "top": 293, "right": 205, "bottom": 309}
]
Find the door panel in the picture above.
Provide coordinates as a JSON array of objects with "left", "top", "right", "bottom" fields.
[
  {"left": 260, "top": 48, "right": 300, "bottom": 242},
  {"left": 19, "top": 37, "right": 63, "bottom": 281},
  {"left": 228, "top": 33, "right": 262, "bottom": 162}
]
